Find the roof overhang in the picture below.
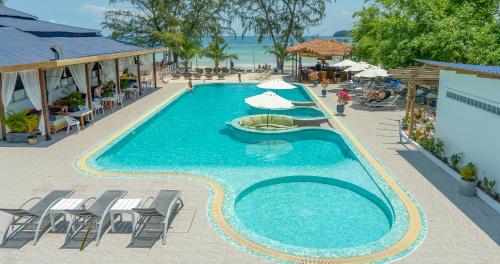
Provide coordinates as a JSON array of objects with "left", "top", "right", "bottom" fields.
[
  {"left": 0, "top": 47, "right": 168, "bottom": 73},
  {"left": 415, "top": 59, "right": 500, "bottom": 80}
]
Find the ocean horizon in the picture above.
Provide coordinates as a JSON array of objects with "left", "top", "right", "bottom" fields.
[{"left": 189, "top": 36, "right": 353, "bottom": 71}]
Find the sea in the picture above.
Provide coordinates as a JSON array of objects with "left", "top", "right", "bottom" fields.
[{"left": 182, "top": 36, "right": 352, "bottom": 72}]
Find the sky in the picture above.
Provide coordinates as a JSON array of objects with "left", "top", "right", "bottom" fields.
[{"left": 5, "top": 0, "right": 365, "bottom": 36}]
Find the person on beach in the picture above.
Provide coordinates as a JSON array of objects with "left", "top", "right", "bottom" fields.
[{"left": 187, "top": 77, "right": 193, "bottom": 92}]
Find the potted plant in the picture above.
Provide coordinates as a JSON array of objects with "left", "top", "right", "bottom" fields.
[
  {"left": 459, "top": 163, "right": 478, "bottom": 196},
  {"left": 1, "top": 109, "right": 40, "bottom": 143},
  {"left": 321, "top": 79, "right": 329, "bottom": 96},
  {"left": 336, "top": 91, "right": 350, "bottom": 115},
  {"left": 309, "top": 72, "right": 319, "bottom": 87}
]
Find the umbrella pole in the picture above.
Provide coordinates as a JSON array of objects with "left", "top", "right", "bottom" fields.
[{"left": 267, "top": 108, "right": 270, "bottom": 128}]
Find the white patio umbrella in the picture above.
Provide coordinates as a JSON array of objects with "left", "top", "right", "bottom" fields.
[
  {"left": 354, "top": 67, "right": 389, "bottom": 78},
  {"left": 257, "top": 79, "right": 296, "bottom": 90},
  {"left": 333, "top": 59, "right": 358, "bottom": 68},
  {"left": 245, "top": 91, "right": 294, "bottom": 127},
  {"left": 344, "top": 62, "right": 371, "bottom": 72}
]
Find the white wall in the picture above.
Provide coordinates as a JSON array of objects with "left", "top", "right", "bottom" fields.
[{"left": 435, "top": 70, "right": 500, "bottom": 192}]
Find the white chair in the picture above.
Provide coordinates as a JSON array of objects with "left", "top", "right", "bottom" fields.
[
  {"left": 64, "top": 116, "right": 80, "bottom": 135},
  {"left": 117, "top": 93, "right": 125, "bottom": 108},
  {"left": 92, "top": 99, "right": 104, "bottom": 116}
]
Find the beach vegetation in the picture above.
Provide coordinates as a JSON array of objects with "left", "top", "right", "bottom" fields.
[
  {"left": 352, "top": 0, "right": 500, "bottom": 68},
  {"left": 234, "top": 0, "right": 331, "bottom": 70},
  {"left": 202, "top": 35, "right": 239, "bottom": 68}
]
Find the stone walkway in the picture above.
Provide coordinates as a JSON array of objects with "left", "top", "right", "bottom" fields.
[{"left": 0, "top": 78, "right": 498, "bottom": 263}]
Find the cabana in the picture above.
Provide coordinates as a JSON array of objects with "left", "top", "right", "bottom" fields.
[
  {"left": 0, "top": 7, "right": 168, "bottom": 142},
  {"left": 285, "top": 39, "right": 353, "bottom": 82}
]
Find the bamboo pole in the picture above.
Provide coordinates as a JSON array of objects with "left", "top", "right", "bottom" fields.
[
  {"left": 0, "top": 73, "right": 6, "bottom": 141},
  {"left": 84, "top": 64, "right": 92, "bottom": 109},
  {"left": 408, "top": 83, "right": 416, "bottom": 137},
  {"left": 38, "top": 69, "right": 51, "bottom": 140},
  {"left": 136, "top": 56, "right": 142, "bottom": 96},
  {"left": 114, "top": 59, "right": 121, "bottom": 94},
  {"left": 152, "top": 53, "right": 157, "bottom": 89}
]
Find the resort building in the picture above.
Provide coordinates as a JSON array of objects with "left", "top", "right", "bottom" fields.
[
  {"left": 0, "top": 6, "right": 166, "bottom": 142},
  {"left": 418, "top": 60, "right": 500, "bottom": 193}
]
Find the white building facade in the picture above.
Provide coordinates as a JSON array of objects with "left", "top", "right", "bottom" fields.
[{"left": 435, "top": 70, "right": 500, "bottom": 192}]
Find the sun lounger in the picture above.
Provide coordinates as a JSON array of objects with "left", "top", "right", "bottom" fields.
[
  {"left": 217, "top": 72, "right": 225, "bottom": 80},
  {"left": 64, "top": 190, "right": 127, "bottom": 246},
  {"left": 205, "top": 73, "right": 213, "bottom": 80},
  {"left": 131, "top": 190, "right": 183, "bottom": 245},
  {"left": 0, "top": 190, "right": 73, "bottom": 245},
  {"left": 365, "top": 94, "right": 400, "bottom": 111}
]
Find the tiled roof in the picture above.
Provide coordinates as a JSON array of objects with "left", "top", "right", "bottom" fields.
[
  {"left": 0, "top": 27, "right": 144, "bottom": 67},
  {"left": 416, "top": 59, "right": 500, "bottom": 76},
  {"left": 0, "top": 6, "right": 38, "bottom": 20},
  {"left": 0, "top": 7, "right": 147, "bottom": 68}
]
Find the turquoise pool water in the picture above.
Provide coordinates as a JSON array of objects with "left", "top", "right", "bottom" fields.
[{"left": 85, "top": 83, "right": 414, "bottom": 260}]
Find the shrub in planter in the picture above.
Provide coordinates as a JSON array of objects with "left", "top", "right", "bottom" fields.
[
  {"left": 480, "top": 176, "right": 497, "bottom": 199},
  {"left": 1, "top": 109, "right": 40, "bottom": 143},
  {"left": 448, "top": 153, "right": 463, "bottom": 172},
  {"left": 459, "top": 163, "right": 478, "bottom": 196}
]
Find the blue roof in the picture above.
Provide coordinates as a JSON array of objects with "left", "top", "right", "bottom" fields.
[
  {"left": 0, "top": 27, "right": 144, "bottom": 67},
  {"left": 0, "top": 6, "right": 37, "bottom": 20},
  {"left": 0, "top": 16, "right": 100, "bottom": 37},
  {"left": 416, "top": 59, "right": 500, "bottom": 76},
  {"left": 0, "top": 7, "right": 147, "bottom": 68}
]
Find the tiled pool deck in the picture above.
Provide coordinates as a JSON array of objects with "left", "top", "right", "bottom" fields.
[{"left": 0, "top": 76, "right": 498, "bottom": 263}]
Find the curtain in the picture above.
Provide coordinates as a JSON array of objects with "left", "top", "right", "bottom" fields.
[
  {"left": 100, "top": 60, "right": 118, "bottom": 94},
  {"left": 68, "top": 64, "right": 89, "bottom": 106},
  {"left": 126, "top": 57, "right": 138, "bottom": 76},
  {"left": 69, "top": 64, "right": 87, "bottom": 94},
  {"left": 140, "top": 54, "right": 153, "bottom": 71},
  {"left": 19, "top": 70, "right": 46, "bottom": 135},
  {"left": 1, "top": 71, "right": 17, "bottom": 107},
  {"left": 45, "top": 68, "right": 64, "bottom": 104}
]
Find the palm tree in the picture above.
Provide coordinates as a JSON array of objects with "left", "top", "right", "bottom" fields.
[
  {"left": 178, "top": 39, "right": 201, "bottom": 73},
  {"left": 266, "top": 44, "right": 294, "bottom": 73},
  {"left": 0, "top": 0, "right": 6, "bottom": 6},
  {"left": 202, "top": 35, "right": 238, "bottom": 68}
]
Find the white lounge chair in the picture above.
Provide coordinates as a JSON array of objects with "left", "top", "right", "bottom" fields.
[
  {"left": 0, "top": 190, "right": 74, "bottom": 245},
  {"left": 64, "top": 190, "right": 127, "bottom": 246},
  {"left": 64, "top": 116, "right": 80, "bottom": 134},
  {"left": 117, "top": 93, "right": 125, "bottom": 108},
  {"left": 131, "top": 190, "right": 183, "bottom": 245},
  {"left": 365, "top": 94, "right": 400, "bottom": 111}
]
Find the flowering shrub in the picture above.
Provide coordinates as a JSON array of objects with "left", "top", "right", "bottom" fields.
[{"left": 336, "top": 91, "right": 350, "bottom": 105}]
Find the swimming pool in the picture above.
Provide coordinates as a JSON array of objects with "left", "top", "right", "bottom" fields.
[{"left": 78, "top": 83, "right": 425, "bottom": 263}]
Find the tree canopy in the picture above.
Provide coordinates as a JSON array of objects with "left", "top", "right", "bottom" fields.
[
  {"left": 103, "top": 0, "right": 232, "bottom": 48},
  {"left": 234, "top": 0, "right": 331, "bottom": 70},
  {"left": 202, "top": 35, "right": 238, "bottom": 68},
  {"left": 352, "top": 0, "right": 500, "bottom": 68}
]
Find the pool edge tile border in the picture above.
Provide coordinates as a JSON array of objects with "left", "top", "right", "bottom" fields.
[{"left": 74, "top": 83, "right": 425, "bottom": 264}]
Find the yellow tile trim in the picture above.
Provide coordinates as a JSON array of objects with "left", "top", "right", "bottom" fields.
[{"left": 75, "top": 85, "right": 423, "bottom": 263}]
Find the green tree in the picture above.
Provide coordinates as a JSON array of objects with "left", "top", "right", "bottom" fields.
[
  {"left": 103, "top": 0, "right": 232, "bottom": 61},
  {"left": 202, "top": 35, "right": 239, "bottom": 68},
  {"left": 0, "top": 0, "right": 5, "bottom": 6},
  {"left": 178, "top": 38, "right": 202, "bottom": 72},
  {"left": 234, "top": 0, "right": 331, "bottom": 70},
  {"left": 265, "top": 44, "right": 293, "bottom": 73},
  {"left": 352, "top": 0, "right": 500, "bottom": 68}
]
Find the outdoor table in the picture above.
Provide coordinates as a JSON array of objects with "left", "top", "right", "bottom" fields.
[
  {"left": 123, "top": 87, "right": 139, "bottom": 99},
  {"left": 69, "top": 109, "right": 93, "bottom": 129},
  {"left": 102, "top": 96, "right": 118, "bottom": 111},
  {"left": 48, "top": 198, "right": 85, "bottom": 231},
  {"left": 109, "top": 198, "right": 143, "bottom": 232}
]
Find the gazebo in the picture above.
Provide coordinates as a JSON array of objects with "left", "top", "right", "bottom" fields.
[
  {"left": 0, "top": 7, "right": 168, "bottom": 141},
  {"left": 285, "top": 39, "right": 353, "bottom": 82}
]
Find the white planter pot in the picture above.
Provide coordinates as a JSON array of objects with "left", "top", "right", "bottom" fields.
[{"left": 459, "top": 179, "right": 477, "bottom": 197}]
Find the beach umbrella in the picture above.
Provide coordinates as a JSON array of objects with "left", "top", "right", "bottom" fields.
[
  {"left": 344, "top": 62, "right": 371, "bottom": 72},
  {"left": 333, "top": 59, "right": 358, "bottom": 68},
  {"left": 354, "top": 67, "right": 389, "bottom": 78},
  {"left": 245, "top": 91, "right": 294, "bottom": 127},
  {"left": 257, "top": 79, "right": 296, "bottom": 90}
]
